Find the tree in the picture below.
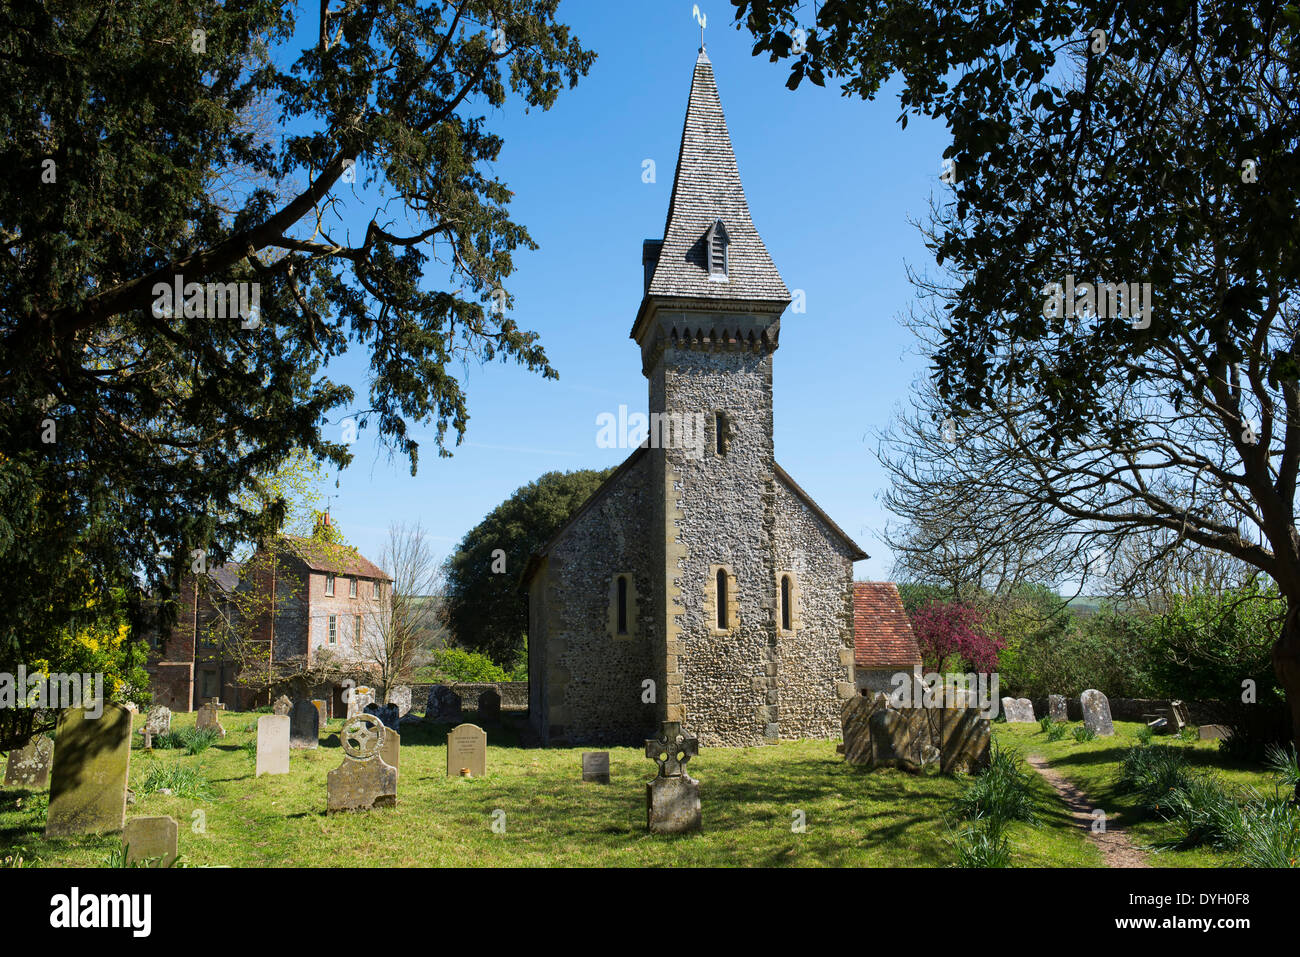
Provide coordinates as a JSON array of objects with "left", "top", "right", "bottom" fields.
[
  {"left": 363, "top": 521, "right": 448, "bottom": 699},
  {"left": 909, "top": 600, "right": 1006, "bottom": 673},
  {"left": 0, "top": 1, "right": 595, "bottom": 718},
  {"left": 445, "top": 468, "right": 614, "bottom": 663},
  {"left": 737, "top": 2, "right": 1300, "bottom": 756}
]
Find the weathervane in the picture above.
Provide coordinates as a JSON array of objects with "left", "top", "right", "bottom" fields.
[{"left": 693, "top": 4, "right": 707, "bottom": 51}]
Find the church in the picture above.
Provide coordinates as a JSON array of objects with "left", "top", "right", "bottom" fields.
[{"left": 522, "top": 48, "right": 869, "bottom": 748}]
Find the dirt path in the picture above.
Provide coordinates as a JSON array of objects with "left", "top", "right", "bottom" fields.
[{"left": 1025, "top": 753, "right": 1150, "bottom": 868}]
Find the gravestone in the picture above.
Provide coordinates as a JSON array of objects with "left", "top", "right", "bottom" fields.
[
  {"left": 123, "top": 815, "right": 178, "bottom": 867},
  {"left": 426, "top": 685, "right": 462, "bottom": 722},
  {"left": 1199, "top": 724, "right": 1230, "bottom": 740},
  {"left": 582, "top": 751, "right": 610, "bottom": 784},
  {"left": 256, "top": 715, "right": 290, "bottom": 777},
  {"left": 4, "top": 735, "right": 54, "bottom": 789},
  {"left": 388, "top": 685, "right": 412, "bottom": 718},
  {"left": 346, "top": 687, "right": 374, "bottom": 720},
  {"left": 478, "top": 688, "right": 501, "bottom": 723},
  {"left": 380, "top": 726, "right": 400, "bottom": 777},
  {"left": 144, "top": 705, "right": 172, "bottom": 737},
  {"left": 446, "top": 723, "right": 487, "bottom": 778},
  {"left": 1169, "top": 700, "right": 1190, "bottom": 733},
  {"left": 1001, "top": 697, "right": 1036, "bottom": 723},
  {"left": 327, "top": 714, "right": 397, "bottom": 811},
  {"left": 272, "top": 695, "right": 292, "bottom": 716},
  {"left": 290, "top": 699, "right": 320, "bottom": 749},
  {"left": 645, "top": 721, "right": 701, "bottom": 833},
  {"left": 195, "top": 702, "right": 226, "bottom": 738},
  {"left": 1048, "top": 694, "right": 1068, "bottom": 723},
  {"left": 1080, "top": 689, "right": 1115, "bottom": 736},
  {"left": 841, "top": 692, "right": 988, "bottom": 773},
  {"left": 312, "top": 699, "right": 328, "bottom": 725},
  {"left": 45, "top": 704, "right": 132, "bottom": 837}
]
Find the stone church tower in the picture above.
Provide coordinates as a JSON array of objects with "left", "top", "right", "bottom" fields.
[{"left": 524, "top": 49, "right": 866, "bottom": 747}]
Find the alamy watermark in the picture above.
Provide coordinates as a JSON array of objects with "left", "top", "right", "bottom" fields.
[
  {"left": 1042, "top": 274, "right": 1153, "bottom": 329},
  {"left": 888, "top": 667, "right": 1000, "bottom": 719},
  {"left": 596, "top": 405, "right": 705, "bottom": 459},
  {"left": 0, "top": 666, "right": 105, "bottom": 718},
  {"left": 152, "top": 275, "right": 261, "bottom": 327}
]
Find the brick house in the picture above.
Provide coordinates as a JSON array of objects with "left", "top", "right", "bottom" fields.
[
  {"left": 852, "top": 582, "right": 923, "bottom": 694},
  {"left": 146, "top": 526, "right": 392, "bottom": 712}
]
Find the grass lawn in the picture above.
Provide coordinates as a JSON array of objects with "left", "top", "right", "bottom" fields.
[
  {"left": 0, "top": 710, "right": 1280, "bottom": 868},
  {"left": 998, "top": 720, "right": 1289, "bottom": 867}
]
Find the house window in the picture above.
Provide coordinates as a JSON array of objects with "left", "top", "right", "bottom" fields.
[
  {"left": 349, "top": 577, "right": 357, "bottom": 598},
  {"left": 706, "top": 219, "right": 729, "bottom": 278},
  {"left": 328, "top": 615, "right": 337, "bottom": 644},
  {"left": 354, "top": 615, "right": 362, "bottom": 645},
  {"left": 325, "top": 573, "right": 335, "bottom": 596},
  {"left": 716, "top": 568, "right": 728, "bottom": 629},
  {"left": 374, "top": 580, "right": 382, "bottom": 601},
  {"left": 781, "top": 575, "right": 792, "bottom": 631},
  {"left": 617, "top": 576, "right": 629, "bottom": 635},
  {"left": 714, "top": 411, "right": 729, "bottom": 456}
]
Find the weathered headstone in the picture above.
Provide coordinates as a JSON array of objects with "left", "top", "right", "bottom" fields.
[
  {"left": 446, "top": 723, "right": 487, "bottom": 778},
  {"left": 272, "top": 695, "right": 292, "bottom": 716},
  {"left": 1001, "top": 697, "right": 1036, "bottom": 723},
  {"left": 426, "top": 685, "right": 462, "bottom": 723},
  {"left": 645, "top": 721, "right": 701, "bottom": 833},
  {"left": 478, "top": 688, "right": 501, "bottom": 723},
  {"left": 123, "top": 815, "right": 178, "bottom": 867},
  {"left": 388, "top": 685, "right": 412, "bottom": 718},
  {"left": 938, "top": 707, "right": 991, "bottom": 775},
  {"left": 365, "top": 702, "right": 400, "bottom": 730},
  {"left": 346, "top": 686, "right": 374, "bottom": 720},
  {"left": 45, "top": 704, "right": 132, "bottom": 837},
  {"left": 841, "top": 692, "right": 987, "bottom": 773},
  {"left": 327, "top": 714, "right": 397, "bottom": 811},
  {"left": 195, "top": 702, "right": 226, "bottom": 738},
  {"left": 380, "top": 726, "right": 400, "bottom": 777},
  {"left": 290, "top": 699, "right": 320, "bottom": 749},
  {"left": 1169, "top": 699, "right": 1190, "bottom": 733},
  {"left": 1199, "top": 724, "right": 1230, "bottom": 740},
  {"left": 4, "top": 735, "right": 54, "bottom": 789},
  {"left": 582, "top": 751, "right": 610, "bottom": 784},
  {"left": 1048, "top": 694, "right": 1068, "bottom": 723},
  {"left": 1080, "top": 689, "right": 1115, "bottom": 736},
  {"left": 312, "top": 699, "right": 328, "bottom": 725},
  {"left": 256, "top": 715, "right": 290, "bottom": 777},
  {"left": 144, "top": 705, "right": 172, "bottom": 737}
]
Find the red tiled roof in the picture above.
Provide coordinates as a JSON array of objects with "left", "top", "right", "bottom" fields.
[
  {"left": 281, "top": 537, "right": 391, "bottom": 581},
  {"left": 853, "top": 582, "right": 922, "bottom": 669}
]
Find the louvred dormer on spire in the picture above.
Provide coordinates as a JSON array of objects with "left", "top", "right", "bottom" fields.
[{"left": 633, "top": 49, "right": 790, "bottom": 345}]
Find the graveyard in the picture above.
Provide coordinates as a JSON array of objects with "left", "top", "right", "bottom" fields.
[{"left": 0, "top": 701, "right": 1285, "bottom": 869}]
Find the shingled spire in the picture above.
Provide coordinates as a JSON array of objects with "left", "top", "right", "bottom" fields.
[{"left": 640, "top": 50, "right": 790, "bottom": 309}]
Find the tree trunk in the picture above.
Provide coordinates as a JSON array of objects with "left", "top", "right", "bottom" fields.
[{"left": 1273, "top": 600, "right": 1300, "bottom": 802}]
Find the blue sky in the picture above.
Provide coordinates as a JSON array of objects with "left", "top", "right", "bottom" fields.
[{"left": 311, "top": 2, "right": 951, "bottom": 581}]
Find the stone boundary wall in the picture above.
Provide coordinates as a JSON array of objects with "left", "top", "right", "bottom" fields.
[{"left": 411, "top": 681, "right": 528, "bottom": 713}]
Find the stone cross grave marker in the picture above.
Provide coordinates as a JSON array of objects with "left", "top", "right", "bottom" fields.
[
  {"left": 123, "top": 815, "right": 179, "bottom": 867},
  {"left": 291, "top": 699, "right": 320, "bottom": 749},
  {"left": 582, "top": 751, "right": 610, "bottom": 784},
  {"left": 196, "top": 702, "right": 226, "bottom": 737},
  {"left": 256, "top": 715, "right": 290, "bottom": 777},
  {"left": 273, "top": 695, "right": 292, "bottom": 716},
  {"left": 346, "top": 686, "right": 374, "bottom": 719},
  {"left": 446, "top": 723, "right": 487, "bottom": 778},
  {"left": 327, "top": 713, "right": 397, "bottom": 811},
  {"left": 4, "top": 735, "right": 54, "bottom": 789},
  {"left": 645, "top": 721, "right": 701, "bottom": 834},
  {"left": 45, "top": 704, "right": 132, "bottom": 838},
  {"left": 1080, "top": 689, "right": 1115, "bottom": 736}
]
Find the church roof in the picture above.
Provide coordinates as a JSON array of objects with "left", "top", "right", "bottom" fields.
[
  {"left": 644, "top": 49, "right": 790, "bottom": 305},
  {"left": 853, "top": 582, "right": 923, "bottom": 670}
]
